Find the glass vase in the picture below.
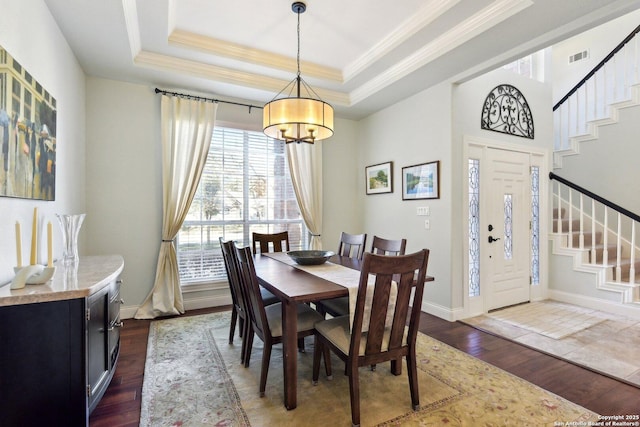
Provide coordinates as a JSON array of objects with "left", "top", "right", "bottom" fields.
[{"left": 56, "top": 213, "right": 85, "bottom": 266}]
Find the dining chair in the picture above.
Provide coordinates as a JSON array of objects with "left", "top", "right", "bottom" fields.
[
  {"left": 315, "top": 232, "right": 367, "bottom": 319},
  {"left": 235, "top": 244, "right": 327, "bottom": 397},
  {"left": 370, "top": 235, "right": 407, "bottom": 255},
  {"left": 311, "top": 249, "right": 430, "bottom": 427},
  {"left": 336, "top": 232, "right": 367, "bottom": 260},
  {"left": 252, "top": 231, "right": 290, "bottom": 254},
  {"left": 220, "top": 238, "right": 278, "bottom": 363},
  {"left": 317, "top": 234, "right": 406, "bottom": 319}
]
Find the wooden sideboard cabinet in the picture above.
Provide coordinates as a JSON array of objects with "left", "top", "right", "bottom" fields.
[{"left": 0, "top": 255, "right": 124, "bottom": 427}]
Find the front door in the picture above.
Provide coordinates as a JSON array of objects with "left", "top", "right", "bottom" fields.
[{"left": 484, "top": 148, "right": 531, "bottom": 310}]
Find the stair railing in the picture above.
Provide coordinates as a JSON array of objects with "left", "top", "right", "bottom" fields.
[
  {"left": 553, "top": 24, "right": 640, "bottom": 155},
  {"left": 550, "top": 173, "right": 638, "bottom": 285}
]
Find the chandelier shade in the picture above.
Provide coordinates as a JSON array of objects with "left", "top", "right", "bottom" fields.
[
  {"left": 263, "top": 95, "right": 334, "bottom": 144},
  {"left": 263, "top": 1, "right": 334, "bottom": 144}
]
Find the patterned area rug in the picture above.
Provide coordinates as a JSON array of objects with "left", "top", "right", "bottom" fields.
[{"left": 140, "top": 312, "right": 599, "bottom": 426}]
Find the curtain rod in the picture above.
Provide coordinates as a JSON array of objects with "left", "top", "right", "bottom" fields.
[{"left": 154, "top": 88, "right": 263, "bottom": 112}]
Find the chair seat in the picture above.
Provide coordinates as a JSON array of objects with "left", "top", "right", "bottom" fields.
[
  {"left": 260, "top": 287, "right": 279, "bottom": 306},
  {"left": 265, "top": 303, "right": 325, "bottom": 338},
  {"left": 315, "top": 315, "right": 408, "bottom": 356},
  {"left": 317, "top": 296, "right": 349, "bottom": 317}
]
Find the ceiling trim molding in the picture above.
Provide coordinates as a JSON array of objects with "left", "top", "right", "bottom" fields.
[
  {"left": 168, "top": 29, "right": 343, "bottom": 82},
  {"left": 134, "top": 51, "right": 351, "bottom": 106},
  {"left": 349, "top": 0, "right": 533, "bottom": 104},
  {"left": 122, "top": 0, "right": 141, "bottom": 59},
  {"left": 343, "top": 0, "right": 461, "bottom": 83}
]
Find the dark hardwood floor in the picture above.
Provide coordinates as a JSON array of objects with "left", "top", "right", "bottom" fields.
[{"left": 89, "top": 307, "right": 640, "bottom": 426}]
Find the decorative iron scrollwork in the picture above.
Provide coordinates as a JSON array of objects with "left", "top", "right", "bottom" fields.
[{"left": 481, "top": 84, "right": 534, "bottom": 139}]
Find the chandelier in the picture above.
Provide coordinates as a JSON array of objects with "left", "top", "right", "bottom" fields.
[{"left": 263, "top": 1, "right": 334, "bottom": 144}]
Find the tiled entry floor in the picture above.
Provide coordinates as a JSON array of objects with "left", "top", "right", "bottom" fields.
[{"left": 462, "top": 300, "right": 640, "bottom": 387}]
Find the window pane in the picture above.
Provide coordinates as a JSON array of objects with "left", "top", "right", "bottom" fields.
[
  {"left": 177, "top": 127, "right": 306, "bottom": 283},
  {"left": 504, "top": 194, "right": 513, "bottom": 260},
  {"left": 468, "top": 159, "right": 480, "bottom": 297}
]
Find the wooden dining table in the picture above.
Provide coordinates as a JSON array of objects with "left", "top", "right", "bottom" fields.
[{"left": 253, "top": 253, "right": 434, "bottom": 410}]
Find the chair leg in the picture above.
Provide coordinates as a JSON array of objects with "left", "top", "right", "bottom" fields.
[
  {"left": 298, "top": 337, "right": 306, "bottom": 352},
  {"left": 391, "top": 357, "right": 402, "bottom": 375},
  {"left": 259, "top": 342, "right": 272, "bottom": 397},
  {"left": 312, "top": 336, "right": 322, "bottom": 385},
  {"left": 239, "top": 317, "right": 249, "bottom": 364},
  {"left": 323, "top": 342, "right": 332, "bottom": 379},
  {"left": 406, "top": 351, "right": 420, "bottom": 410},
  {"left": 229, "top": 306, "right": 238, "bottom": 344},
  {"left": 238, "top": 317, "right": 244, "bottom": 338},
  {"left": 244, "top": 326, "right": 254, "bottom": 368},
  {"left": 348, "top": 363, "right": 361, "bottom": 427}
]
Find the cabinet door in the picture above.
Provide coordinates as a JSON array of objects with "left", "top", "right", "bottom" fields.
[
  {"left": 108, "top": 279, "right": 122, "bottom": 368},
  {"left": 87, "top": 286, "right": 109, "bottom": 411}
]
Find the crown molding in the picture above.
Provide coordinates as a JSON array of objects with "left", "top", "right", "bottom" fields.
[
  {"left": 350, "top": 0, "right": 533, "bottom": 104},
  {"left": 122, "top": 0, "right": 141, "bottom": 59},
  {"left": 134, "top": 51, "right": 351, "bottom": 106},
  {"left": 343, "top": 0, "right": 461, "bottom": 83},
  {"left": 168, "top": 29, "right": 343, "bottom": 83}
]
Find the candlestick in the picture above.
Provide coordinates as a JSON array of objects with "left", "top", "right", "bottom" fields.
[
  {"left": 30, "top": 207, "right": 37, "bottom": 265},
  {"left": 47, "top": 221, "right": 53, "bottom": 267},
  {"left": 15, "top": 221, "right": 22, "bottom": 268}
]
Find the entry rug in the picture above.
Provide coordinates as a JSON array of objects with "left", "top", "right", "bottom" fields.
[{"left": 140, "top": 312, "right": 599, "bottom": 426}]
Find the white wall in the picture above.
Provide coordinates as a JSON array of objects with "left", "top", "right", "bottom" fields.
[
  {"left": 0, "top": 0, "right": 86, "bottom": 284},
  {"left": 551, "top": 9, "right": 640, "bottom": 103},
  {"left": 358, "top": 83, "right": 454, "bottom": 315},
  {"left": 85, "top": 79, "right": 161, "bottom": 308}
]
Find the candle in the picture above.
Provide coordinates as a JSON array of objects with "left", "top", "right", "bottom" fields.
[
  {"left": 30, "top": 207, "right": 37, "bottom": 265},
  {"left": 15, "top": 222, "right": 22, "bottom": 267},
  {"left": 47, "top": 221, "right": 53, "bottom": 267}
]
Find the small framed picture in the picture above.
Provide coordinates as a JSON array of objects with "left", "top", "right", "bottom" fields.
[
  {"left": 365, "top": 161, "right": 393, "bottom": 195},
  {"left": 402, "top": 161, "right": 440, "bottom": 200}
]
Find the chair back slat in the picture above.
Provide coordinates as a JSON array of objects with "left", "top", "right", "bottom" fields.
[
  {"left": 220, "top": 238, "right": 247, "bottom": 317},
  {"left": 370, "top": 235, "right": 407, "bottom": 256},
  {"left": 337, "top": 232, "right": 367, "bottom": 259},
  {"left": 252, "top": 231, "right": 290, "bottom": 254},
  {"left": 235, "top": 245, "right": 271, "bottom": 340},
  {"left": 351, "top": 250, "right": 429, "bottom": 359}
]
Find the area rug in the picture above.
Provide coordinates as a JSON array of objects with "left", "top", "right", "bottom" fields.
[
  {"left": 484, "top": 301, "right": 605, "bottom": 339},
  {"left": 140, "top": 312, "right": 599, "bottom": 427}
]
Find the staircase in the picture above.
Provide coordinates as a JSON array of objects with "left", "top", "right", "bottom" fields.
[
  {"left": 553, "top": 24, "right": 640, "bottom": 169},
  {"left": 549, "top": 24, "right": 640, "bottom": 310},
  {"left": 550, "top": 175, "right": 640, "bottom": 304}
]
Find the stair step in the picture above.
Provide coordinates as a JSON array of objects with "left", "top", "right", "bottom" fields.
[
  {"left": 591, "top": 244, "right": 619, "bottom": 264},
  {"left": 570, "top": 231, "right": 602, "bottom": 247},
  {"left": 553, "top": 218, "right": 581, "bottom": 232},
  {"left": 616, "top": 259, "right": 640, "bottom": 281},
  {"left": 553, "top": 208, "right": 566, "bottom": 220}
]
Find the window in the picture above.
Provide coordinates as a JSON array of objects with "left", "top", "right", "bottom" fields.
[{"left": 177, "top": 126, "right": 308, "bottom": 284}]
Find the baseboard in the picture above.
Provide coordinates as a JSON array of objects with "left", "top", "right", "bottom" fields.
[
  {"left": 119, "top": 294, "right": 232, "bottom": 320},
  {"left": 420, "top": 300, "right": 463, "bottom": 322},
  {"left": 548, "top": 289, "right": 640, "bottom": 320}
]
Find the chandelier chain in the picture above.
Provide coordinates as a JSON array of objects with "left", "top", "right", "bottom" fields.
[{"left": 296, "top": 8, "right": 301, "bottom": 78}]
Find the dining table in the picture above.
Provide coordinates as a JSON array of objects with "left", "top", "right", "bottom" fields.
[{"left": 253, "top": 252, "right": 434, "bottom": 410}]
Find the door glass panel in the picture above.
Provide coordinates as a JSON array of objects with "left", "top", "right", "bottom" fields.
[
  {"left": 504, "top": 194, "right": 513, "bottom": 260},
  {"left": 468, "top": 159, "right": 480, "bottom": 297},
  {"left": 531, "top": 166, "right": 540, "bottom": 285}
]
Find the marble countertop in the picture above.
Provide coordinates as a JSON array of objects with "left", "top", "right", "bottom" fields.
[{"left": 0, "top": 255, "right": 124, "bottom": 307}]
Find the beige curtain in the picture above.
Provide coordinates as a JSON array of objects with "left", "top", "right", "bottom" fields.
[
  {"left": 287, "top": 142, "right": 323, "bottom": 249},
  {"left": 135, "top": 96, "right": 217, "bottom": 319}
]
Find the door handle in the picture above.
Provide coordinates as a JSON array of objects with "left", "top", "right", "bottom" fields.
[{"left": 488, "top": 236, "right": 501, "bottom": 243}]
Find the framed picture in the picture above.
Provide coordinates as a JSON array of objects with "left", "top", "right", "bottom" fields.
[
  {"left": 365, "top": 161, "right": 393, "bottom": 195},
  {"left": 0, "top": 44, "right": 57, "bottom": 201},
  {"left": 402, "top": 161, "right": 440, "bottom": 200}
]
